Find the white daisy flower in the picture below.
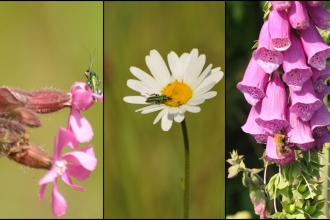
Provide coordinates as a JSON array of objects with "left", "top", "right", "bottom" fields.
[{"left": 123, "top": 49, "right": 224, "bottom": 131}]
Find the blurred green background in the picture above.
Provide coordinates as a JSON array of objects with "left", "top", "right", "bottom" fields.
[
  {"left": 226, "top": 1, "right": 278, "bottom": 218},
  {"left": 104, "top": 1, "right": 224, "bottom": 218},
  {"left": 0, "top": 2, "right": 102, "bottom": 218}
]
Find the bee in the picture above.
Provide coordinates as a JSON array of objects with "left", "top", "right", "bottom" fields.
[{"left": 274, "top": 130, "right": 292, "bottom": 156}]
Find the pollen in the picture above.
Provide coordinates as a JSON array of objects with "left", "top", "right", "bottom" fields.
[{"left": 162, "top": 81, "right": 192, "bottom": 107}]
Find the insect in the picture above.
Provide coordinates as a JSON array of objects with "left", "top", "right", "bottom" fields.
[
  {"left": 274, "top": 130, "right": 292, "bottom": 156},
  {"left": 145, "top": 82, "right": 178, "bottom": 105},
  {"left": 83, "top": 46, "right": 102, "bottom": 102}
]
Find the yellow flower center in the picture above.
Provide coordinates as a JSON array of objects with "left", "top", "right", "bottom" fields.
[{"left": 162, "top": 81, "right": 192, "bottom": 107}]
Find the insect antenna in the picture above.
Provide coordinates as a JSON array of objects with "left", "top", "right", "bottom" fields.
[{"left": 82, "top": 45, "right": 96, "bottom": 70}]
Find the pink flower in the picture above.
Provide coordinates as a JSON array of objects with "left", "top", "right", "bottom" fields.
[
  {"left": 299, "top": 20, "right": 330, "bottom": 71},
  {"left": 288, "top": 1, "right": 309, "bottom": 29},
  {"left": 255, "top": 71, "right": 289, "bottom": 136},
  {"left": 268, "top": 8, "right": 291, "bottom": 51},
  {"left": 236, "top": 57, "right": 268, "bottom": 106},
  {"left": 282, "top": 31, "right": 312, "bottom": 91},
  {"left": 265, "top": 135, "right": 296, "bottom": 166},
  {"left": 252, "top": 20, "right": 283, "bottom": 74},
  {"left": 306, "top": 4, "right": 330, "bottom": 30},
  {"left": 68, "top": 82, "right": 97, "bottom": 143},
  {"left": 38, "top": 128, "right": 97, "bottom": 217},
  {"left": 270, "top": 1, "right": 291, "bottom": 11}
]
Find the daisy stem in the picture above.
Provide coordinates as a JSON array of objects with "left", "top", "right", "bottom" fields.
[{"left": 181, "top": 119, "right": 190, "bottom": 219}]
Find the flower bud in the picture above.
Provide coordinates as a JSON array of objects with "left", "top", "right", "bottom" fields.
[
  {"left": 9, "top": 107, "right": 42, "bottom": 128},
  {"left": 0, "top": 88, "right": 26, "bottom": 114}
]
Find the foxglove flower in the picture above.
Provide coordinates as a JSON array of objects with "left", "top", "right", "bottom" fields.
[
  {"left": 123, "top": 49, "right": 223, "bottom": 131},
  {"left": 306, "top": 4, "right": 330, "bottom": 30},
  {"left": 237, "top": 57, "right": 268, "bottom": 106},
  {"left": 255, "top": 71, "right": 289, "bottom": 136},
  {"left": 288, "top": 1, "right": 309, "bottom": 30},
  {"left": 268, "top": 8, "right": 291, "bottom": 51},
  {"left": 265, "top": 135, "right": 296, "bottom": 166},
  {"left": 38, "top": 128, "right": 97, "bottom": 216},
  {"left": 282, "top": 31, "right": 312, "bottom": 91},
  {"left": 270, "top": 1, "right": 291, "bottom": 11},
  {"left": 253, "top": 20, "right": 283, "bottom": 73}
]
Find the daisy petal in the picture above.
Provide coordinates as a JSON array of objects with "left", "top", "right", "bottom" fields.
[
  {"left": 201, "top": 91, "right": 217, "bottom": 99},
  {"left": 161, "top": 111, "right": 173, "bottom": 131},
  {"left": 187, "top": 96, "right": 205, "bottom": 106},
  {"left": 141, "top": 105, "right": 167, "bottom": 114},
  {"left": 191, "top": 64, "right": 213, "bottom": 90},
  {"left": 168, "top": 52, "right": 182, "bottom": 81},
  {"left": 127, "top": 79, "right": 158, "bottom": 94},
  {"left": 130, "top": 67, "right": 161, "bottom": 90},
  {"left": 193, "top": 82, "right": 217, "bottom": 97},
  {"left": 150, "top": 50, "right": 172, "bottom": 84},
  {"left": 124, "top": 96, "right": 148, "bottom": 104},
  {"left": 183, "top": 49, "right": 199, "bottom": 82},
  {"left": 135, "top": 104, "right": 165, "bottom": 112},
  {"left": 187, "top": 105, "right": 201, "bottom": 113},
  {"left": 174, "top": 113, "right": 185, "bottom": 123},
  {"left": 153, "top": 107, "right": 169, "bottom": 125},
  {"left": 187, "top": 54, "right": 206, "bottom": 86}
]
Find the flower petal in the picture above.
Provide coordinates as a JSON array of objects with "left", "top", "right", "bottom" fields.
[
  {"left": 153, "top": 107, "right": 169, "bottom": 125},
  {"left": 130, "top": 66, "right": 162, "bottom": 90},
  {"left": 51, "top": 181, "right": 67, "bottom": 217},
  {"left": 39, "top": 169, "right": 58, "bottom": 185},
  {"left": 186, "top": 54, "right": 206, "bottom": 86},
  {"left": 168, "top": 52, "right": 183, "bottom": 81},
  {"left": 186, "top": 105, "right": 201, "bottom": 113},
  {"left": 161, "top": 110, "right": 173, "bottom": 131},
  {"left": 68, "top": 108, "right": 93, "bottom": 143},
  {"left": 123, "top": 96, "right": 148, "bottom": 104}
]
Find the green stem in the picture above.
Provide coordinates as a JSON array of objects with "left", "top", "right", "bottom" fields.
[{"left": 181, "top": 119, "right": 189, "bottom": 219}]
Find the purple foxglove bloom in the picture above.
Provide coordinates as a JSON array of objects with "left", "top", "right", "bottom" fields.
[
  {"left": 310, "top": 103, "right": 330, "bottom": 132},
  {"left": 307, "top": 1, "right": 324, "bottom": 7},
  {"left": 288, "top": 1, "right": 309, "bottom": 29},
  {"left": 268, "top": 8, "right": 291, "bottom": 51},
  {"left": 282, "top": 31, "right": 312, "bottom": 91},
  {"left": 255, "top": 71, "right": 289, "bottom": 136},
  {"left": 315, "top": 128, "right": 330, "bottom": 150},
  {"left": 241, "top": 102, "right": 268, "bottom": 144},
  {"left": 286, "top": 107, "right": 314, "bottom": 151},
  {"left": 306, "top": 4, "right": 330, "bottom": 30},
  {"left": 271, "top": 1, "right": 291, "bottom": 11},
  {"left": 237, "top": 57, "right": 268, "bottom": 106},
  {"left": 265, "top": 135, "right": 296, "bottom": 166},
  {"left": 289, "top": 78, "right": 323, "bottom": 121},
  {"left": 312, "top": 66, "right": 330, "bottom": 93},
  {"left": 299, "top": 20, "right": 330, "bottom": 71},
  {"left": 252, "top": 20, "right": 283, "bottom": 74}
]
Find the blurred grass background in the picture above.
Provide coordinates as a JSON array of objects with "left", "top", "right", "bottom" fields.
[
  {"left": 0, "top": 2, "right": 102, "bottom": 218},
  {"left": 104, "top": 1, "right": 224, "bottom": 218},
  {"left": 225, "top": 1, "right": 279, "bottom": 218}
]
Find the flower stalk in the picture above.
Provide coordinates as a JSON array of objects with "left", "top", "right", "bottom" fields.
[{"left": 181, "top": 119, "right": 190, "bottom": 219}]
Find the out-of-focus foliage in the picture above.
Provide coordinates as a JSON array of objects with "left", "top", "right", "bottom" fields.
[
  {"left": 0, "top": 2, "right": 102, "bottom": 218},
  {"left": 104, "top": 1, "right": 224, "bottom": 218}
]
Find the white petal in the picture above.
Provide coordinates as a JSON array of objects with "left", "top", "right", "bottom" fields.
[
  {"left": 123, "top": 96, "right": 147, "bottom": 104},
  {"left": 179, "top": 104, "right": 188, "bottom": 114},
  {"left": 191, "top": 64, "right": 212, "bottom": 90},
  {"left": 130, "top": 66, "right": 162, "bottom": 90},
  {"left": 193, "top": 81, "right": 216, "bottom": 97},
  {"left": 174, "top": 113, "right": 185, "bottom": 123},
  {"left": 168, "top": 52, "right": 182, "bottom": 81},
  {"left": 186, "top": 55, "right": 206, "bottom": 86},
  {"left": 187, "top": 97, "right": 205, "bottom": 106},
  {"left": 127, "top": 79, "right": 158, "bottom": 94},
  {"left": 195, "top": 71, "right": 222, "bottom": 94},
  {"left": 187, "top": 105, "right": 201, "bottom": 113},
  {"left": 146, "top": 50, "right": 171, "bottom": 87},
  {"left": 210, "top": 68, "right": 224, "bottom": 83},
  {"left": 153, "top": 107, "right": 169, "bottom": 124},
  {"left": 201, "top": 91, "right": 217, "bottom": 99},
  {"left": 161, "top": 111, "right": 173, "bottom": 131},
  {"left": 135, "top": 104, "right": 164, "bottom": 112},
  {"left": 141, "top": 105, "right": 166, "bottom": 114},
  {"left": 168, "top": 107, "right": 180, "bottom": 114},
  {"left": 146, "top": 55, "right": 166, "bottom": 86},
  {"left": 183, "top": 49, "right": 198, "bottom": 82},
  {"left": 180, "top": 53, "right": 190, "bottom": 74}
]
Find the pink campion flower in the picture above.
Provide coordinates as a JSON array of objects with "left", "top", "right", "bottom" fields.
[
  {"left": 255, "top": 71, "right": 289, "bottom": 136},
  {"left": 282, "top": 31, "right": 312, "bottom": 91},
  {"left": 68, "top": 82, "right": 97, "bottom": 143},
  {"left": 38, "top": 128, "right": 97, "bottom": 217},
  {"left": 286, "top": 106, "right": 314, "bottom": 151},
  {"left": 289, "top": 78, "right": 323, "bottom": 121},
  {"left": 271, "top": 1, "right": 291, "bottom": 11},
  {"left": 299, "top": 20, "right": 330, "bottom": 71},
  {"left": 237, "top": 57, "right": 268, "bottom": 106},
  {"left": 288, "top": 1, "right": 309, "bottom": 30},
  {"left": 265, "top": 135, "right": 296, "bottom": 166},
  {"left": 252, "top": 20, "right": 283, "bottom": 74},
  {"left": 268, "top": 8, "right": 291, "bottom": 51},
  {"left": 241, "top": 102, "right": 268, "bottom": 144},
  {"left": 306, "top": 4, "right": 330, "bottom": 30},
  {"left": 307, "top": 1, "right": 324, "bottom": 7}
]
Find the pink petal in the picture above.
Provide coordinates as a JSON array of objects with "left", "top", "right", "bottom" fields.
[
  {"left": 93, "top": 93, "right": 103, "bottom": 103},
  {"left": 62, "top": 150, "right": 97, "bottom": 171},
  {"left": 68, "top": 108, "right": 94, "bottom": 143},
  {"left": 66, "top": 164, "right": 93, "bottom": 181},
  {"left": 38, "top": 184, "right": 47, "bottom": 202},
  {"left": 288, "top": 1, "right": 309, "bottom": 29},
  {"left": 312, "top": 66, "right": 330, "bottom": 94},
  {"left": 315, "top": 129, "right": 330, "bottom": 150},
  {"left": 310, "top": 104, "right": 330, "bottom": 130},
  {"left": 39, "top": 169, "right": 58, "bottom": 185},
  {"left": 61, "top": 172, "right": 85, "bottom": 191},
  {"left": 270, "top": 1, "right": 291, "bottom": 11},
  {"left": 307, "top": 4, "right": 330, "bottom": 30},
  {"left": 51, "top": 181, "right": 67, "bottom": 217},
  {"left": 268, "top": 9, "right": 291, "bottom": 51},
  {"left": 70, "top": 82, "right": 94, "bottom": 111},
  {"left": 57, "top": 127, "right": 79, "bottom": 150}
]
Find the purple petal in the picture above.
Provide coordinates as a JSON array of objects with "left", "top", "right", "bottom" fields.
[
  {"left": 288, "top": 1, "right": 309, "bottom": 29},
  {"left": 268, "top": 9, "right": 291, "bottom": 51},
  {"left": 265, "top": 136, "right": 295, "bottom": 166},
  {"left": 289, "top": 79, "right": 323, "bottom": 121},
  {"left": 252, "top": 20, "right": 283, "bottom": 73},
  {"left": 255, "top": 71, "right": 289, "bottom": 135},
  {"left": 282, "top": 32, "right": 312, "bottom": 91},
  {"left": 315, "top": 129, "right": 330, "bottom": 150},
  {"left": 270, "top": 1, "right": 291, "bottom": 11},
  {"left": 237, "top": 57, "right": 268, "bottom": 105},
  {"left": 310, "top": 104, "right": 330, "bottom": 130},
  {"left": 299, "top": 20, "right": 330, "bottom": 70},
  {"left": 286, "top": 108, "right": 314, "bottom": 151},
  {"left": 312, "top": 66, "right": 330, "bottom": 93},
  {"left": 66, "top": 164, "right": 93, "bottom": 181},
  {"left": 306, "top": 1, "right": 324, "bottom": 7},
  {"left": 241, "top": 102, "right": 268, "bottom": 144},
  {"left": 68, "top": 108, "right": 94, "bottom": 143},
  {"left": 306, "top": 4, "right": 330, "bottom": 30},
  {"left": 61, "top": 172, "right": 85, "bottom": 191},
  {"left": 70, "top": 82, "right": 94, "bottom": 111},
  {"left": 62, "top": 149, "right": 97, "bottom": 171},
  {"left": 57, "top": 127, "right": 79, "bottom": 150},
  {"left": 38, "top": 184, "right": 47, "bottom": 202},
  {"left": 39, "top": 169, "right": 58, "bottom": 185},
  {"left": 51, "top": 181, "right": 67, "bottom": 217}
]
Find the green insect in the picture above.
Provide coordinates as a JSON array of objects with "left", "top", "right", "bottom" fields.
[
  {"left": 83, "top": 46, "right": 102, "bottom": 102},
  {"left": 145, "top": 82, "right": 178, "bottom": 105}
]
